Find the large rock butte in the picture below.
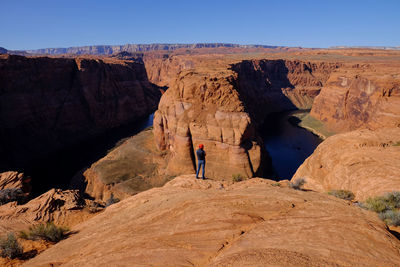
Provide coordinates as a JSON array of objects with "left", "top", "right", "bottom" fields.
[
  {"left": 153, "top": 59, "right": 339, "bottom": 179},
  {"left": 23, "top": 175, "right": 400, "bottom": 266}
]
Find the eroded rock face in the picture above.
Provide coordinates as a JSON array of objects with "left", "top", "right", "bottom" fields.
[
  {"left": 292, "top": 127, "right": 400, "bottom": 200},
  {"left": 0, "top": 54, "right": 161, "bottom": 170},
  {"left": 0, "top": 171, "right": 25, "bottom": 190},
  {"left": 24, "top": 176, "right": 400, "bottom": 266},
  {"left": 0, "top": 189, "right": 84, "bottom": 232},
  {"left": 153, "top": 68, "right": 264, "bottom": 179},
  {"left": 153, "top": 59, "right": 338, "bottom": 179},
  {"left": 310, "top": 64, "right": 400, "bottom": 132},
  {"left": 231, "top": 60, "right": 340, "bottom": 120},
  {"left": 143, "top": 53, "right": 196, "bottom": 87}
]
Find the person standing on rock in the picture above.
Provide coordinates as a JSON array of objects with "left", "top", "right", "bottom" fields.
[{"left": 196, "top": 144, "right": 206, "bottom": 179}]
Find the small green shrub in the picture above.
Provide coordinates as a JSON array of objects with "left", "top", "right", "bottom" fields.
[
  {"left": 289, "top": 178, "right": 306, "bottom": 190},
  {"left": 393, "top": 141, "right": 400, "bottom": 146},
  {"left": 363, "top": 192, "right": 400, "bottom": 213},
  {"left": 232, "top": 174, "right": 243, "bottom": 183},
  {"left": 271, "top": 182, "right": 281, "bottom": 187},
  {"left": 328, "top": 190, "right": 355, "bottom": 201},
  {"left": 0, "top": 233, "right": 23, "bottom": 259},
  {"left": 379, "top": 210, "right": 400, "bottom": 226},
  {"left": 19, "top": 222, "right": 69, "bottom": 243}
]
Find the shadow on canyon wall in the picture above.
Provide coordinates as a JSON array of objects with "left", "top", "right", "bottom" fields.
[
  {"left": 0, "top": 54, "right": 163, "bottom": 196},
  {"left": 230, "top": 59, "right": 299, "bottom": 124}
]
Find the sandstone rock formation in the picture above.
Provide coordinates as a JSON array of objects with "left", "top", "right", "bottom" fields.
[
  {"left": 310, "top": 64, "right": 400, "bottom": 132},
  {"left": 231, "top": 59, "right": 340, "bottom": 120},
  {"left": 24, "top": 175, "right": 400, "bottom": 266},
  {"left": 153, "top": 59, "right": 339, "bottom": 179},
  {"left": 0, "top": 171, "right": 25, "bottom": 190},
  {"left": 0, "top": 54, "right": 161, "bottom": 170},
  {"left": 83, "top": 128, "right": 171, "bottom": 202},
  {"left": 143, "top": 52, "right": 196, "bottom": 87},
  {"left": 0, "top": 188, "right": 86, "bottom": 232},
  {"left": 293, "top": 127, "right": 400, "bottom": 200},
  {"left": 153, "top": 67, "right": 264, "bottom": 179}
]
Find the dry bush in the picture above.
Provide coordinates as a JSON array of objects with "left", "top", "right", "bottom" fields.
[
  {"left": 19, "top": 222, "right": 69, "bottom": 243},
  {"left": 0, "top": 233, "right": 23, "bottom": 259}
]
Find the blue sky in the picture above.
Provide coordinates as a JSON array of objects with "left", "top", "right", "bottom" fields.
[{"left": 0, "top": 0, "right": 399, "bottom": 50}]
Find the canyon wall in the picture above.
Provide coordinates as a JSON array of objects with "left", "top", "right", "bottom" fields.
[
  {"left": 310, "top": 64, "right": 400, "bottom": 132},
  {"left": 153, "top": 59, "right": 337, "bottom": 179},
  {"left": 142, "top": 53, "right": 196, "bottom": 87},
  {"left": 0, "top": 54, "right": 161, "bottom": 170},
  {"left": 294, "top": 62, "right": 400, "bottom": 199},
  {"left": 231, "top": 60, "right": 340, "bottom": 122}
]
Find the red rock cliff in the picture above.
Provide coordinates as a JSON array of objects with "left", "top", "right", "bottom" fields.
[
  {"left": 231, "top": 59, "right": 340, "bottom": 122},
  {"left": 0, "top": 55, "right": 161, "bottom": 169},
  {"left": 153, "top": 68, "right": 264, "bottom": 179},
  {"left": 310, "top": 64, "right": 400, "bottom": 131}
]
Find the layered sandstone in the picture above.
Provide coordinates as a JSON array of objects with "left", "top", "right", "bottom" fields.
[
  {"left": 231, "top": 59, "right": 340, "bottom": 120},
  {"left": 0, "top": 171, "right": 25, "bottom": 190},
  {"left": 143, "top": 53, "right": 196, "bottom": 87},
  {"left": 0, "top": 54, "right": 161, "bottom": 170},
  {"left": 292, "top": 127, "right": 400, "bottom": 200},
  {"left": 310, "top": 64, "right": 400, "bottom": 132},
  {"left": 153, "top": 67, "right": 264, "bottom": 179},
  {"left": 153, "top": 59, "right": 338, "bottom": 179},
  {"left": 0, "top": 188, "right": 86, "bottom": 232},
  {"left": 24, "top": 175, "right": 400, "bottom": 266}
]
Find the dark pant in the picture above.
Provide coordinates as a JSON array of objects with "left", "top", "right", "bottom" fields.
[{"left": 196, "top": 160, "right": 205, "bottom": 178}]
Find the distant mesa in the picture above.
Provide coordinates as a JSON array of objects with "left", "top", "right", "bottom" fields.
[
  {"left": 0, "top": 47, "right": 7, "bottom": 54},
  {"left": 21, "top": 43, "right": 281, "bottom": 55},
  {"left": 330, "top": 45, "right": 400, "bottom": 50}
]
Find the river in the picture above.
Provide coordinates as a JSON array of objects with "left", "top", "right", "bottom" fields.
[
  {"left": 260, "top": 110, "right": 322, "bottom": 180},
  {"left": 28, "top": 110, "right": 321, "bottom": 196}
]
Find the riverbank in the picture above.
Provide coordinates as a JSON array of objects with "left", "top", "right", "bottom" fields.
[{"left": 291, "top": 112, "right": 336, "bottom": 140}]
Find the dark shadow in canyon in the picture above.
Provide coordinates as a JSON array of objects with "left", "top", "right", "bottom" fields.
[
  {"left": 260, "top": 110, "right": 322, "bottom": 180},
  {"left": 230, "top": 59, "right": 299, "bottom": 124},
  {"left": 25, "top": 114, "right": 154, "bottom": 198},
  {"left": 230, "top": 59, "right": 310, "bottom": 178}
]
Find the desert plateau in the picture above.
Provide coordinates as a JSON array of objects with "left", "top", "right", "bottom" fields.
[{"left": 1, "top": 1, "right": 400, "bottom": 266}]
